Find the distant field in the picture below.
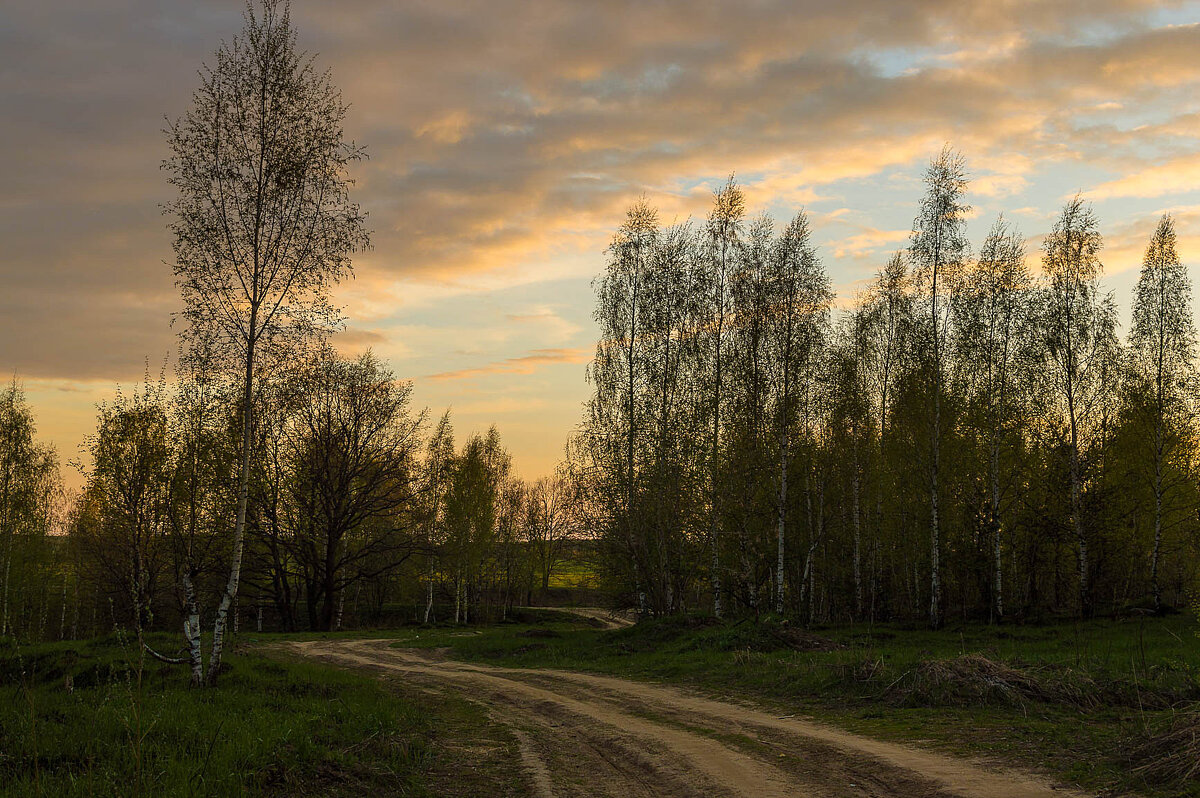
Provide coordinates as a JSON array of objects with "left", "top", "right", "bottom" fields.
[{"left": 545, "top": 558, "right": 600, "bottom": 590}]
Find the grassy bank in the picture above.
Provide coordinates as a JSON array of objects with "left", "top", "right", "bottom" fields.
[
  {"left": 378, "top": 611, "right": 1200, "bottom": 796},
  {"left": 0, "top": 632, "right": 526, "bottom": 797}
]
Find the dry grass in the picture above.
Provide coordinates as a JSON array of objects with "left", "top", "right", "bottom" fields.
[
  {"left": 885, "top": 653, "right": 1102, "bottom": 709},
  {"left": 1129, "top": 708, "right": 1200, "bottom": 787}
]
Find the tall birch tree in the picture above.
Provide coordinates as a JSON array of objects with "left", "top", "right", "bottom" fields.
[
  {"left": 952, "top": 217, "right": 1029, "bottom": 619},
  {"left": 1036, "top": 197, "right": 1117, "bottom": 616},
  {"left": 1129, "top": 215, "right": 1196, "bottom": 611},
  {"left": 767, "top": 212, "right": 830, "bottom": 613},
  {"left": 588, "top": 199, "right": 658, "bottom": 611},
  {"left": 908, "top": 147, "right": 970, "bottom": 629},
  {"left": 164, "top": 0, "right": 369, "bottom": 682},
  {"left": 702, "top": 177, "right": 745, "bottom": 617}
]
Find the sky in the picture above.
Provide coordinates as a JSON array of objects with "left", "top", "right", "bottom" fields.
[{"left": 5, "top": 0, "right": 1200, "bottom": 491}]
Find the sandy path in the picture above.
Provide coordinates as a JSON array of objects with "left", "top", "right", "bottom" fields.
[
  {"left": 287, "top": 639, "right": 1093, "bottom": 798},
  {"left": 551, "top": 606, "right": 636, "bottom": 629}
]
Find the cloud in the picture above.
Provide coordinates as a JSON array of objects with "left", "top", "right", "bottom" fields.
[
  {"left": 1089, "top": 153, "right": 1200, "bottom": 200},
  {"left": 830, "top": 228, "right": 911, "bottom": 259},
  {"left": 505, "top": 306, "right": 583, "bottom": 342},
  {"left": 427, "top": 348, "right": 591, "bottom": 381},
  {"left": 6, "top": 0, "right": 1200, "bottom": 479}
]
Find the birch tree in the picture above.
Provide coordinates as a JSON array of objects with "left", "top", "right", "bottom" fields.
[
  {"left": 587, "top": 199, "right": 658, "bottom": 612},
  {"left": 80, "top": 381, "right": 172, "bottom": 645},
  {"left": 702, "top": 177, "right": 745, "bottom": 617},
  {"left": 166, "top": 368, "right": 234, "bottom": 682},
  {"left": 727, "top": 214, "right": 775, "bottom": 610},
  {"left": 0, "top": 381, "right": 60, "bottom": 639},
  {"left": 1129, "top": 215, "right": 1196, "bottom": 611},
  {"left": 421, "top": 412, "right": 455, "bottom": 623},
  {"left": 164, "top": 0, "right": 368, "bottom": 682},
  {"left": 1036, "top": 197, "right": 1117, "bottom": 616},
  {"left": 767, "top": 212, "right": 830, "bottom": 613},
  {"left": 952, "top": 217, "right": 1029, "bottom": 619},
  {"left": 641, "top": 222, "right": 700, "bottom": 614},
  {"left": 527, "top": 472, "right": 574, "bottom": 595},
  {"left": 908, "top": 147, "right": 970, "bottom": 629}
]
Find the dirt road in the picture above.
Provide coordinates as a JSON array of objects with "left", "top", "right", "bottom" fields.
[
  {"left": 551, "top": 606, "right": 636, "bottom": 629},
  {"left": 288, "top": 639, "right": 1092, "bottom": 798}
]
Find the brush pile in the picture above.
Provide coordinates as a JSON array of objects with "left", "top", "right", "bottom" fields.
[{"left": 884, "top": 654, "right": 1101, "bottom": 709}]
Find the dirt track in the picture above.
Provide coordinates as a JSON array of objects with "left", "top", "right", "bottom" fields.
[
  {"left": 288, "top": 639, "right": 1092, "bottom": 798},
  {"left": 552, "top": 606, "right": 636, "bottom": 629}
]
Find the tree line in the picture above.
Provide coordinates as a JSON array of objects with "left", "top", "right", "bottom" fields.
[
  {"left": 0, "top": 359, "right": 579, "bottom": 657},
  {"left": 576, "top": 151, "right": 1199, "bottom": 627}
]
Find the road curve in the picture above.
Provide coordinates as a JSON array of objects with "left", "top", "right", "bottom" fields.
[{"left": 286, "top": 639, "right": 1092, "bottom": 798}]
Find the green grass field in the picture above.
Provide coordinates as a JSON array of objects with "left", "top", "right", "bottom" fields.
[
  {"left": 544, "top": 560, "right": 600, "bottom": 590},
  {"left": 0, "top": 632, "right": 526, "bottom": 798}
]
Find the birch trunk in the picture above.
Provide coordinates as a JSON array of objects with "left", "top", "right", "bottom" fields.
[
  {"left": 59, "top": 575, "right": 67, "bottom": 640},
  {"left": 208, "top": 330, "right": 256, "bottom": 684},
  {"left": 775, "top": 339, "right": 790, "bottom": 615},
  {"left": 71, "top": 576, "right": 79, "bottom": 640},
  {"left": 710, "top": 239, "right": 727, "bottom": 619},
  {"left": 1, "top": 533, "right": 10, "bottom": 637},
  {"left": 929, "top": 269, "right": 942, "bottom": 631},
  {"left": 423, "top": 560, "right": 435, "bottom": 624},
  {"left": 774, "top": 442, "right": 787, "bottom": 614},
  {"left": 1067, "top": 375, "right": 1090, "bottom": 615},
  {"left": 1151, "top": 413, "right": 1164, "bottom": 611},
  {"left": 991, "top": 441, "right": 1004, "bottom": 620},
  {"left": 181, "top": 569, "right": 204, "bottom": 685},
  {"left": 852, "top": 444, "right": 863, "bottom": 619}
]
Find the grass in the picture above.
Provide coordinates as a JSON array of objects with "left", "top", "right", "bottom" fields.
[
  {"left": 0, "top": 631, "right": 527, "bottom": 797},
  {"left": 375, "top": 611, "right": 1200, "bottom": 797}
]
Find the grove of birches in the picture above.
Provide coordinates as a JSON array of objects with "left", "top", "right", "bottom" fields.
[
  {"left": 2, "top": 5, "right": 1199, "bottom": 677},
  {"left": 6, "top": 148, "right": 1199, "bottom": 655}
]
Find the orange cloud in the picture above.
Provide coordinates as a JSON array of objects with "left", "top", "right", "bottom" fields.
[
  {"left": 426, "top": 348, "right": 592, "bottom": 381},
  {"left": 1089, "top": 154, "right": 1200, "bottom": 200}
]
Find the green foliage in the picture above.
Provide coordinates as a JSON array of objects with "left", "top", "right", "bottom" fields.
[{"left": 0, "top": 380, "right": 63, "bottom": 641}]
